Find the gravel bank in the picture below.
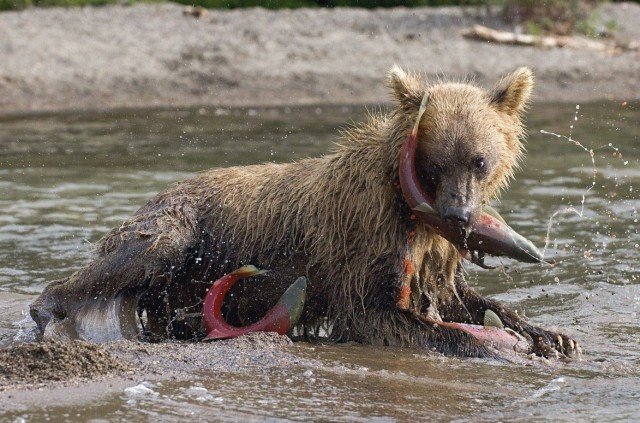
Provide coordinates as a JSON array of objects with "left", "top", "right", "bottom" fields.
[
  {"left": 0, "top": 341, "right": 132, "bottom": 390},
  {"left": 0, "top": 3, "right": 639, "bottom": 115},
  {"left": 0, "top": 333, "right": 313, "bottom": 411}
]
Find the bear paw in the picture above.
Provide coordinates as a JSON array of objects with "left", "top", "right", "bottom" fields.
[{"left": 524, "top": 326, "right": 581, "bottom": 359}]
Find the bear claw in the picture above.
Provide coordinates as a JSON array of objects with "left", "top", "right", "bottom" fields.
[{"left": 529, "top": 329, "right": 581, "bottom": 359}]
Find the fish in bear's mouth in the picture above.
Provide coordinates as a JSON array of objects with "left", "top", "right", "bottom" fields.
[
  {"left": 200, "top": 91, "right": 548, "bottom": 357},
  {"left": 399, "top": 91, "right": 547, "bottom": 268}
]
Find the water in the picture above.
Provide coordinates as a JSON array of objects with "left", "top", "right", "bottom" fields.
[{"left": 0, "top": 103, "right": 638, "bottom": 421}]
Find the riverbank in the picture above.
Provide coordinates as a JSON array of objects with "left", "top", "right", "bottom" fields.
[
  {"left": 1, "top": 2, "right": 639, "bottom": 115},
  {"left": 0, "top": 334, "right": 328, "bottom": 416}
]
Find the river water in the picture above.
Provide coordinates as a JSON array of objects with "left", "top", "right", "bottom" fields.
[{"left": 0, "top": 103, "right": 638, "bottom": 421}]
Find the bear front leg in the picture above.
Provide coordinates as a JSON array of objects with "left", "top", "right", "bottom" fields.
[
  {"left": 355, "top": 307, "right": 498, "bottom": 358},
  {"left": 452, "top": 275, "right": 581, "bottom": 358}
]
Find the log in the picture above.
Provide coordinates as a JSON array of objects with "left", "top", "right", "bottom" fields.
[{"left": 461, "top": 24, "right": 621, "bottom": 52}]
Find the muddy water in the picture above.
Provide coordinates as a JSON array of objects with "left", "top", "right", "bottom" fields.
[{"left": 0, "top": 103, "right": 638, "bottom": 421}]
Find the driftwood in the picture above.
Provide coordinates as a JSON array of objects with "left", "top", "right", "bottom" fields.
[
  {"left": 462, "top": 24, "right": 639, "bottom": 53},
  {"left": 182, "top": 6, "right": 207, "bottom": 19}
]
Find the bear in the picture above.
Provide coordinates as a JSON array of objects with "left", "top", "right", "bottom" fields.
[{"left": 30, "top": 66, "right": 580, "bottom": 358}]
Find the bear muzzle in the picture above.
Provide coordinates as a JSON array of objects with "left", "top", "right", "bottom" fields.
[
  {"left": 442, "top": 205, "right": 472, "bottom": 226},
  {"left": 399, "top": 92, "right": 546, "bottom": 266}
]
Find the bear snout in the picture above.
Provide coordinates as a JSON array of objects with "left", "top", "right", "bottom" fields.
[{"left": 442, "top": 205, "right": 471, "bottom": 226}]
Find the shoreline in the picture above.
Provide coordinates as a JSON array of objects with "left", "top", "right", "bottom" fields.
[
  {"left": 0, "top": 3, "right": 639, "bottom": 116},
  {"left": 0, "top": 335, "right": 316, "bottom": 412}
]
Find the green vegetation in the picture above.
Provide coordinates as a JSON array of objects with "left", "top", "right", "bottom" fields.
[
  {"left": 0, "top": 0, "right": 635, "bottom": 36},
  {"left": 0, "top": 0, "right": 166, "bottom": 10},
  {"left": 0, "top": 0, "right": 28, "bottom": 9},
  {"left": 503, "top": 0, "right": 599, "bottom": 36},
  {"left": 191, "top": 0, "right": 494, "bottom": 7},
  {"left": 0, "top": 0, "right": 515, "bottom": 11},
  {"left": 0, "top": 0, "right": 496, "bottom": 8}
]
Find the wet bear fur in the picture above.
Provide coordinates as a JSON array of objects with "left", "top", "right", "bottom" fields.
[{"left": 30, "top": 66, "right": 579, "bottom": 358}]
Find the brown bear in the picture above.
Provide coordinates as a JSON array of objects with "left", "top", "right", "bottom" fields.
[{"left": 30, "top": 66, "right": 580, "bottom": 358}]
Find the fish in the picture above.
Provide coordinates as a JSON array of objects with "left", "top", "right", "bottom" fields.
[
  {"left": 202, "top": 265, "right": 307, "bottom": 340},
  {"left": 399, "top": 91, "right": 547, "bottom": 266}
]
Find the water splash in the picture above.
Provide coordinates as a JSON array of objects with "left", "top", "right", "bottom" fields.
[{"left": 539, "top": 104, "right": 625, "bottom": 260}]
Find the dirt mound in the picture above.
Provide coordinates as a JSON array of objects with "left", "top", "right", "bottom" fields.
[
  {"left": 221, "top": 332, "right": 293, "bottom": 349},
  {"left": 0, "top": 341, "right": 131, "bottom": 389}
]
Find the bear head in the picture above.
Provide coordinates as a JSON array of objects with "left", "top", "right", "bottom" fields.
[{"left": 388, "top": 65, "right": 533, "bottom": 229}]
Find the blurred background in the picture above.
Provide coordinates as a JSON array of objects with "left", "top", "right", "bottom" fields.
[
  {"left": 1, "top": 0, "right": 639, "bottom": 13},
  {"left": 1, "top": 0, "right": 639, "bottom": 114}
]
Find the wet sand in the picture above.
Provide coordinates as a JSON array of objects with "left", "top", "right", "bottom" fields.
[
  {"left": 0, "top": 333, "right": 311, "bottom": 410},
  {"left": 0, "top": 3, "right": 639, "bottom": 116},
  {"left": 0, "top": 332, "right": 296, "bottom": 388},
  {"left": 1, "top": 333, "right": 555, "bottom": 416},
  {"left": 0, "top": 341, "right": 132, "bottom": 390}
]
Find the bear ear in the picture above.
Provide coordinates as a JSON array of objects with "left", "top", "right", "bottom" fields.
[
  {"left": 489, "top": 67, "right": 534, "bottom": 117},
  {"left": 387, "top": 65, "right": 424, "bottom": 112}
]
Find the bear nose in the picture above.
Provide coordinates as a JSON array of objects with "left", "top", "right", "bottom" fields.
[{"left": 443, "top": 206, "right": 471, "bottom": 226}]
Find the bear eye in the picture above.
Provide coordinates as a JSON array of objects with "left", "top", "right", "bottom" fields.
[{"left": 473, "top": 156, "right": 485, "bottom": 171}]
